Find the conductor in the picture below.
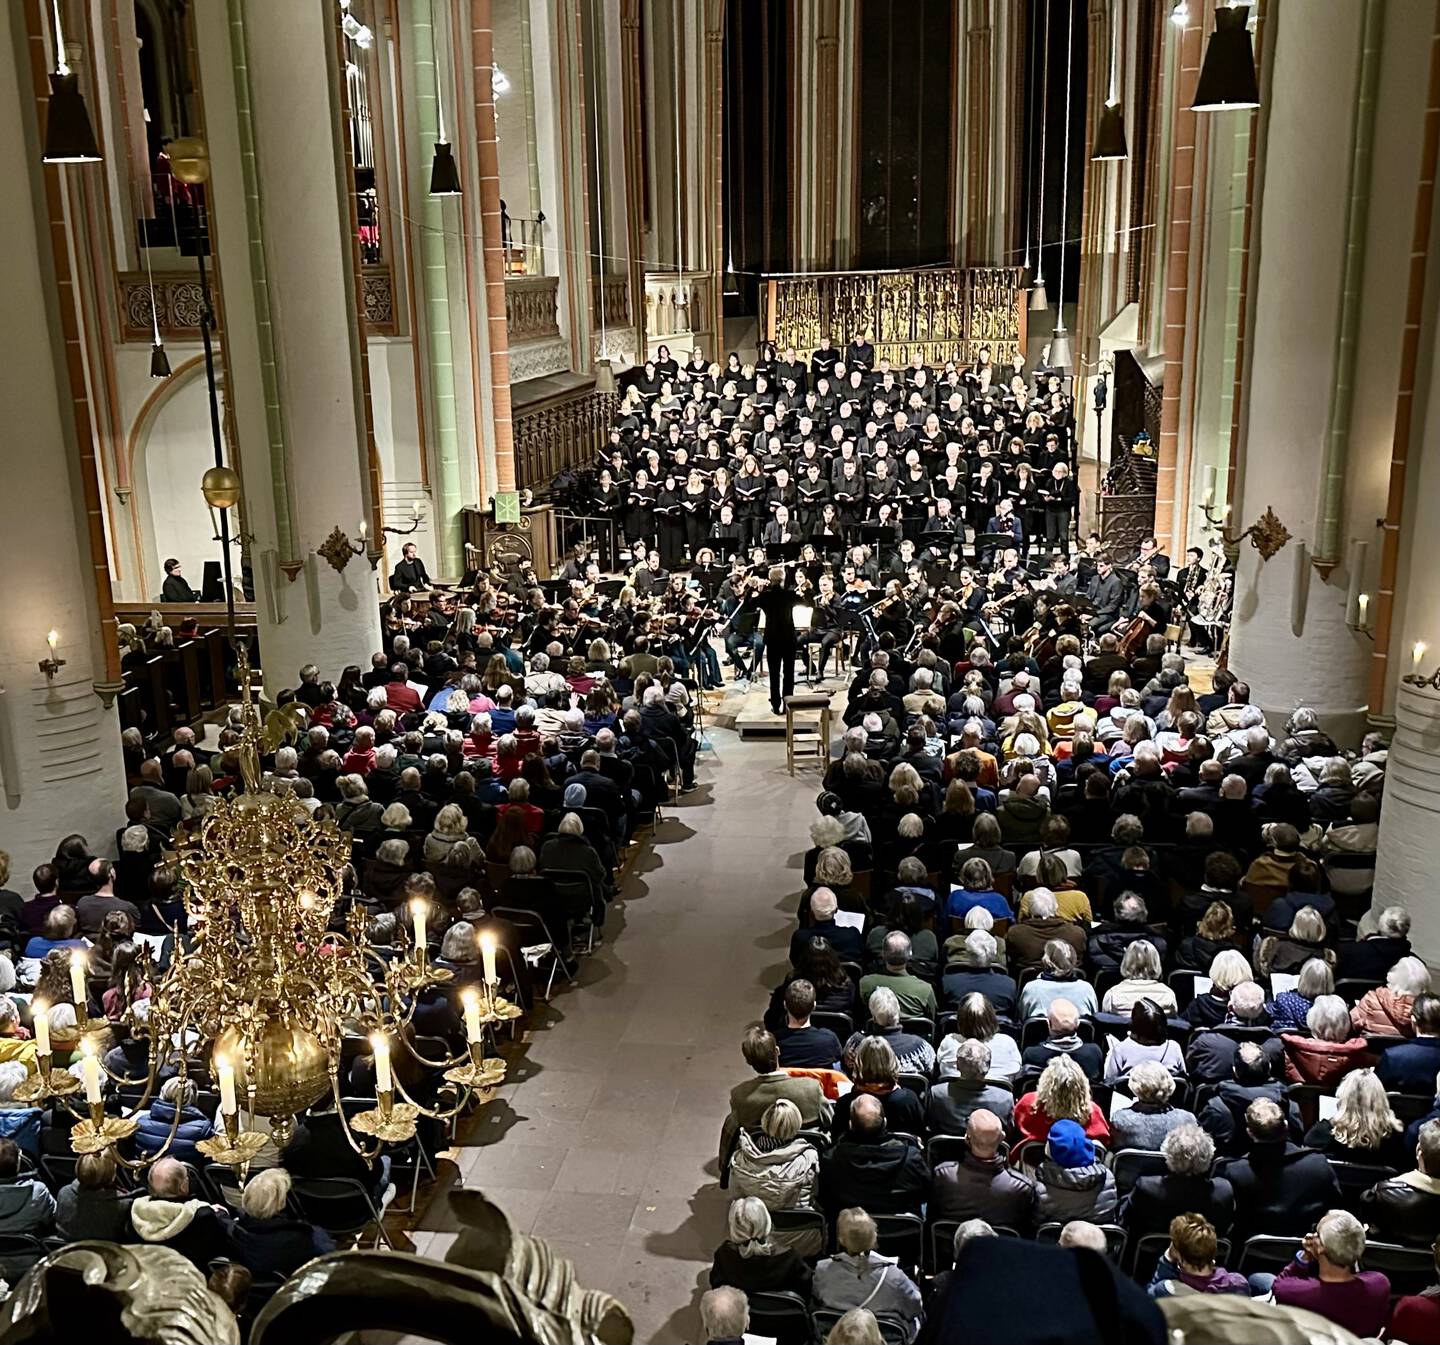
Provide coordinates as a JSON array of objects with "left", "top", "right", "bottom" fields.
[
  {"left": 389, "top": 542, "right": 432, "bottom": 593},
  {"left": 743, "top": 565, "right": 799, "bottom": 715}
]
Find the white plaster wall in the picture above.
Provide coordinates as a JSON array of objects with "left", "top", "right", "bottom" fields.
[
  {"left": 0, "top": 2, "right": 127, "bottom": 875},
  {"left": 138, "top": 369, "right": 218, "bottom": 596},
  {"left": 492, "top": 0, "right": 534, "bottom": 219},
  {"left": 1376, "top": 685, "right": 1440, "bottom": 967},
  {"left": 367, "top": 337, "right": 441, "bottom": 576}
]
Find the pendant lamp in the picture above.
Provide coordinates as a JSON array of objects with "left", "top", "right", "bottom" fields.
[
  {"left": 1029, "top": 280, "right": 1049, "bottom": 312},
  {"left": 1049, "top": 324, "right": 1073, "bottom": 371},
  {"left": 44, "top": 71, "right": 101, "bottom": 163},
  {"left": 1092, "top": 102, "right": 1128, "bottom": 160},
  {"left": 1029, "top": 0, "right": 1050, "bottom": 316},
  {"left": 1191, "top": 5, "right": 1260, "bottom": 111},
  {"left": 150, "top": 340, "right": 172, "bottom": 379},
  {"left": 428, "top": 1, "right": 462, "bottom": 195}
]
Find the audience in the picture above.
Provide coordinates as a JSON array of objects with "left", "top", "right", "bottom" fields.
[{"left": 812, "top": 1208, "right": 924, "bottom": 1342}]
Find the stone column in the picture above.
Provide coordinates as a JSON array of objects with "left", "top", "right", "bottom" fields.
[
  {"left": 469, "top": 0, "right": 516, "bottom": 499},
  {"left": 0, "top": 0, "right": 127, "bottom": 873},
  {"left": 194, "top": 0, "right": 382, "bottom": 691}
]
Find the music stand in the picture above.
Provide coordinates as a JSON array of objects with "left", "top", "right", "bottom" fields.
[{"left": 765, "top": 541, "right": 805, "bottom": 564}]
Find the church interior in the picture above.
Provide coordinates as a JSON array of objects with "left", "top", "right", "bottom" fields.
[{"left": 3, "top": 0, "right": 1440, "bottom": 1342}]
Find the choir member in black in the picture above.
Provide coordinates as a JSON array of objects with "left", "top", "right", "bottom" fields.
[
  {"left": 898, "top": 459, "right": 931, "bottom": 540},
  {"left": 798, "top": 571, "right": 844, "bottom": 677},
  {"left": 832, "top": 459, "right": 866, "bottom": 534},
  {"left": 815, "top": 502, "right": 845, "bottom": 553},
  {"left": 1040, "top": 461, "right": 1078, "bottom": 552},
  {"left": 983, "top": 498, "right": 1025, "bottom": 564},
  {"left": 625, "top": 468, "right": 656, "bottom": 553},
  {"left": 1010, "top": 461, "right": 1042, "bottom": 548},
  {"left": 761, "top": 504, "right": 797, "bottom": 547},
  {"left": 741, "top": 565, "right": 800, "bottom": 715},
  {"left": 390, "top": 542, "right": 432, "bottom": 593},
  {"left": 733, "top": 456, "right": 766, "bottom": 549},
  {"left": 592, "top": 469, "right": 624, "bottom": 547},
  {"left": 846, "top": 329, "right": 875, "bottom": 370},
  {"left": 766, "top": 467, "right": 797, "bottom": 529},
  {"left": 922, "top": 496, "right": 960, "bottom": 556},
  {"left": 969, "top": 460, "right": 1001, "bottom": 536},
  {"left": 681, "top": 469, "right": 711, "bottom": 560},
  {"left": 811, "top": 335, "right": 840, "bottom": 380},
  {"left": 796, "top": 462, "right": 829, "bottom": 532},
  {"left": 708, "top": 503, "right": 742, "bottom": 558},
  {"left": 653, "top": 475, "right": 684, "bottom": 569},
  {"left": 867, "top": 459, "right": 898, "bottom": 521}
]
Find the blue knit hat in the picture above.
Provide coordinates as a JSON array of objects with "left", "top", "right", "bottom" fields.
[
  {"left": 1047, "top": 1118, "right": 1094, "bottom": 1167},
  {"left": 563, "top": 782, "right": 588, "bottom": 809}
]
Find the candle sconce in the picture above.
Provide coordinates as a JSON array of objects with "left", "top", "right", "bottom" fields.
[
  {"left": 1404, "top": 642, "right": 1439, "bottom": 689},
  {"left": 1200, "top": 502, "right": 1292, "bottom": 562},
  {"left": 316, "top": 526, "right": 369, "bottom": 574},
  {"left": 38, "top": 631, "right": 65, "bottom": 681},
  {"left": 381, "top": 502, "right": 424, "bottom": 537}
]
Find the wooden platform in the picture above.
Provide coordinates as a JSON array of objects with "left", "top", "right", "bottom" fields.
[{"left": 714, "top": 680, "right": 846, "bottom": 740}]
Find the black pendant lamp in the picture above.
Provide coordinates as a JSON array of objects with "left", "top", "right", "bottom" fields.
[
  {"left": 1191, "top": 5, "right": 1260, "bottom": 111},
  {"left": 429, "top": 141, "right": 461, "bottom": 195},
  {"left": 149, "top": 340, "right": 172, "bottom": 379},
  {"left": 43, "top": 72, "right": 101, "bottom": 164},
  {"left": 1092, "top": 102, "right": 1128, "bottom": 160}
]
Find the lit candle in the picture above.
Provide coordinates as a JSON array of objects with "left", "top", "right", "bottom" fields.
[
  {"left": 32, "top": 1002, "right": 49, "bottom": 1058},
  {"left": 358, "top": 520, "right": 368, "bottom": 540},
  {"left": 411, "top": 898, "right": 427, "bottom": 954},
  {"left": 81, "top": 1045, "right": 102, "bottom": 1105},
  {"left": 480, "top": 931, "right": 497, "bottom": 985},
  {"left": 1201, "top": 466, "right": 1216, "bottom": 509},
  {"left": 1414, "top": 640, "right": 1428, "bottom": 671},
  {"left": 411, "top": 500, "right": 422, "bottom": 519},
  {"left": 462, "top": 988, "right": 483, "bottom": 1044},
  {"left": 371, "top": 1034, "right": 392, "bottom": 1092},
  {"left": 216, "top": 1055, "right": 238, "bottom": 1117},
  {"left": 46, "top": 630, "right": 58, "bottom": 653},
  {"left": 1357, "top": 593, "right": 1370, "bottom": 624},
  {"left": 70, "top": 951, "right": 87, "bottom": 1011}
]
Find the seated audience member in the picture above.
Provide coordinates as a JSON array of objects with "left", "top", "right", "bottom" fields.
[
  {"left": 940, "top": 931, "right": 1017, "bottom": 1019},
  {"left": 1108, "top": 1060, "right": 1198, "bottom": 1152},
  {"left": 1087, "top": 893, "right": 1166, "bottom": 975},
  {"left": 826, "top": 1308, "right": 885, "bottom": 1345},
  {"left": 866, "top": 889, "right": 939, "bottom": 980},
  {"left": 772, "top": 937, "right": 859, "bottom": 1027},
  {"left": 134, "top": 1075, "right": 214, "bottom": 1165},
  {"left": 1147, "top": 1213, "right": 1248, "bottom": 1298},
  {"left": 1389, "top": 1240, "right": 1440, "bottom": 1345},
  {"left": 1174, "top": 900, "right": 1243, "bottom": 973},
  {"left": 0, "top": 1059, "right": 40, "bottom": 1150},
  {"left": 1280, "top": 993, "right": 1370, "bottom": 1088},
  {"left": 1015, "top": 1056, "right": 1110, "bottom": 1145},
  {"left": 23, "top": 905, "right": 85, "bottom": 959},
  {"left": 1197, "top": 1041, "right": 1294, "bottom": 1156},
  {"left": 946, "top": 857, "right": 1010, "bottom": 928},
  {"left": 775, "top": 980, "right": 843, "bottom": 1069},
  {"left": 933, "top": 1235, "right": 1165, "bottom": 1345},
  {"left": 698, "top": 1286, "right": 750, "bottom": 1345},
  {"left": 720, "top": 1028, "right": 830, "bottom": 1168},
  {"left": 1338, "top": 904, "right": 1412, "bottom": 983},
  {"left": 1123, "top": 1123, "right": 1235, "bottom": 1238},
  {"left": 1031, "top": 1118, "right": 1117, "bottom": 1229},
  {"left": 128, "top": 1156, "right": 234, "bottom": 1269},
  {"left": 1351, "top": 954, "right": 1430, "bottom": 1037},
  {"left": 1257, "top": 905, "right": 1334, "bottom": 977},
  {"left": 1183, "top": 949, "right": 1254, "bottom": 1029},
  {"left": 1184, "top": 981, "right": 1280, "bottom": 1085},
  {"left": 920, "top": 1220, "right": 997, "bottom": 1341},
  {"left": 1015, "top": 938, "right": 1098, "bottom": 1020},
  {"left": 937, "top": 992, "right": 1021, "bottom": 1081},
  {"left": 728, "top": 1100, "right": 822, "bottom": 1255},
  {"left": 709, "top": 1196, "right": 813, "bottom": 1298},
  {"left": 1005, "top": 888, "right": 1086, "bottom": 974},
  {"left": 820, "top": 1094, "right": 929, "bottom": 1219},
  {"left": 1303, "top": 1066, "right": 1407, "bottom": 1169},
  {"left": 1021, "top": 998, "right": 1103, "bottom": 1082},
  {"left": 792, "top": 887, "right": 864, "bottom": 966},
  {"left": 0, "top": 1136, "right": 54, "bottom": 1234},
  {"left": 1218, "top": 1098, "right": 1341, "bottom": 1242},
  {"left": 858, "top": 932, "right": 938, "bottom": 1021},
  {"left": 927, "top": 1038, "right": 1014, "bottom": 1135},
  {"left": 845, "top": 988, "right": 936, "bottom": 1077},
  {"left": 1266, "top": 956, "right": 1334, "bottom": 1033},
  {"left": 1379, "top": 994, "right": 1440, "bottom": 1094},
  {"left": 831, "top": 1037, "right": 925, "bottom": 1139},
  {"left": 812, "top": 1208, "right": 924, "bottom": 1344},
  {"left": 229, "top": 1167, "right": 336, "bottom": 1276},
  {"left": 55, "top": 1148, "right": 129, "bottom": 1241},
  {"left": 1360, "top": 1117, "right": 1440, "bottom": 1246},
  {"left": 1101, "top": 940, "right": 1177, "bottom": 1015},
  {"left": 1103, "top": 999, "right": 1185, "bottom": 1084},
  {"left": 930, "top": 1107, "right": 1033, "bottom": 1228},
  {"left": 1261, "top": 1209, "right": 1390, "bottom": 1339}
]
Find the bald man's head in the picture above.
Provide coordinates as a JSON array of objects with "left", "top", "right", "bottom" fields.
[
  {"left": 966, "top": 1108, "right": 1003, "bottom": 1157},
  {"left": 850, "top": 1093, "right": 885, "bottom": 1136},
  {"left": 1199, "top": 759, "right": 1223, "bottom": 784},
  {"left": 1048, "top": 997, "right": 1079, "bottom": 1036}
]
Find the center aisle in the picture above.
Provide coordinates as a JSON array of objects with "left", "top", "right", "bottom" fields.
[{"left": 413, "top": 715, "right": 821, "bottom": 1343}]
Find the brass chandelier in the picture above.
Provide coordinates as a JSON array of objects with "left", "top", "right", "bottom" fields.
[{"left": 23, "top": 648, "right": 520, "bottom": 1178}]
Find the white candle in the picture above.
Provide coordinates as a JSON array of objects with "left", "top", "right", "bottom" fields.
[
  {"left": 358, "top": 520, "right": 368, "bottom": 540},
  {"left": 371, "top": 1034, "right": 392, "bottom": 1092},
  {"left": 480, "top": 932, "right": 497, "bottom": 985},
  {"left": 1357, "top": 593, "right": 1370, "bottom": 624},
  {"left": 1201, "top": 466, "right": 1216, "bottom": 509},
  {"left": 1414, "top": 640, "right": 1428, "bottom": 671},
  {"left": 70, "top": 951, "right": 87, "bottom": 1011},
  {"left": 46, "top": 630, "right": 58, "bottom": 653},
  {"left": 32, "top": 1003, "right": 49, "bottom": 1057},
  {"left": 411, "top": 898, "right": 427, "bottom": 954},
  {"left": 81, "top": 1047, "right": 102, "bottom": 1105},
  {"left": 462, "top": 989, "right": 483, "bottom": 1044},
  {"left": 216, "top": 1055, "right": 238, "bottom": 1117},
  {"left": 411, "top": 500, "right": 422, "bottom": 518}
]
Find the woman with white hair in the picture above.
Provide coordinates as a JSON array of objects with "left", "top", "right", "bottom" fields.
[
  {"left": 824, "top": 1309, "right": 884, "bottom": 1345},
  {"left": 1267, "top": 957, "right": 1335, "bottom": 1033},
  {"left": 1101, "top": 940, "right": 1177, "bottom": 1014},
  {"left": 1108, "top": 1060, "right": 1199, "bottom": 1151},
  {"left": 1184, "top": 948, "right": 1255, "bottom": 1029},
  {"left": 1257, "top": 905, "right": 1335, "bottom": 977},
  {"left": 334, "top": 775, "right": 384, "bottom": 835},
  {"left": 812, "top": 1208, "right": 924, "bottom": 1342},
  {"left": 1281, "top": 994, "right": 1370, "bottom": 1088},
  {"left": 231, "top": 1166, "right": 337, "bottom": 1276},
  {"left": 423, "top": 804, "right": 482, "bottom": 869},
  {"left": 1302, "top": 1068, "right": 1406, "bottom": 1168},
  {"left": 1352, "top": 955, "right": 1431, "bottom": 1037},
  {"left": 133, "top": 1075, "right": 214, "bottom": 1165},
  {"left": 709, "top": 1196, "right": 813, "bottom": 1297},
  {"left": 1124, "top": 1123, "right": 1234, "bottom": 1238},
  {"left": 1015, "top": 935, "right": 1099, "bottom": 1020},
  {"left": 728, "top": 1099, "right": 823, "bottom": 1255}
]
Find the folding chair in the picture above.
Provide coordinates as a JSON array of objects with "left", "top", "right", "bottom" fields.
[
  {"left": 811, "top": 1010, "right": 855, "bottom": 1040},
  {"left": 870, "top": 1211, "right": 924, "bottom": 1272},
  {"left": 0, "top": 1234, "right": 46, "bottom": 1282},
  {"left": 899, "top": 1016, "right": 936, "bottom": 1045},
  {"left": 767, "top": 1207, "right": 828, "bottom": 1259},
  {"left": 1035, "top": 1221, "right": 1128, "bottom": 1262},
  {"left": 1109, "top": 1148, "right": 1169, "bottom": 1195},
  {"left": 1361, "top": 1239, "right": 1438, "bottom": 1296},
  {"left": 745, "top": 1290, "right": 811, "bottom": 1345},
  {"left": 342, "top": 1096, "right": 436, "bottom": 1213},
  {"left": 494, "top": 906, "right": 576, "bottom": 1000},
  {"left": 1236, "top": 1234, "right": 1304, "bottom": 1280},
  {"left": 288, "top": 1175, "right": 394, "bottom": 1249},
  {"left": 1328, "top": 1159, "right": 1399, "bottom": 1214},
  {"left": 925, "top": 1134, "right": 969, "bottom": 1170}
]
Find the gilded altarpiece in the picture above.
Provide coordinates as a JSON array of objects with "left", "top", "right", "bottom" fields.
[{"left": 761, "top": 267, "right": 1026, "bottom": 368}]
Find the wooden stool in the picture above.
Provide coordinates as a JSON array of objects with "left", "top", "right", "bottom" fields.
[{"left": 784, "top": 692, "right": 833, "bottom": 776}]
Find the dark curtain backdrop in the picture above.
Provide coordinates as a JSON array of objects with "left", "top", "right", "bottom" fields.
[{"left": 854, "top": 0, "right": 955, "bottom": 269}]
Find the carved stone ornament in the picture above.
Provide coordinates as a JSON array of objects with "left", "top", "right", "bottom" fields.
[
  {"left": 0, "top": 1242, "right": 240, "bottom": 1345},
  {"left": 1247, "top": 505, "right": 1292, "bottom": 561}
]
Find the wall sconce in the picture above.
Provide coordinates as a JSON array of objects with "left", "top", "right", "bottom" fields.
[
  {"left": 381, "top": 501, "right": 424, "bottom": 538},
  {"left": 38, "top": 630, "right": 66, "bottom": 681},
  {"left": 1403, "top": 641, "right": 1440, "bottom": 689},
  {"left": 1201, "top": 501, "right": 1292, "bottom": 561},
  {"left": 316, "top": 526, "right": 370, "bottom": 574}
]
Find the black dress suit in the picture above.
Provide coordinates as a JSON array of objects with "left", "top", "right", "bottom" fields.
[{"left": 746, "top": 583, "right": 800, "bottom": 713}]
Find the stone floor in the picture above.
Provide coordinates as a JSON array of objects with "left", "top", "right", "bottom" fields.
[{"left": 408, "top": 703, "right": 821, "bottom": 1343}]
